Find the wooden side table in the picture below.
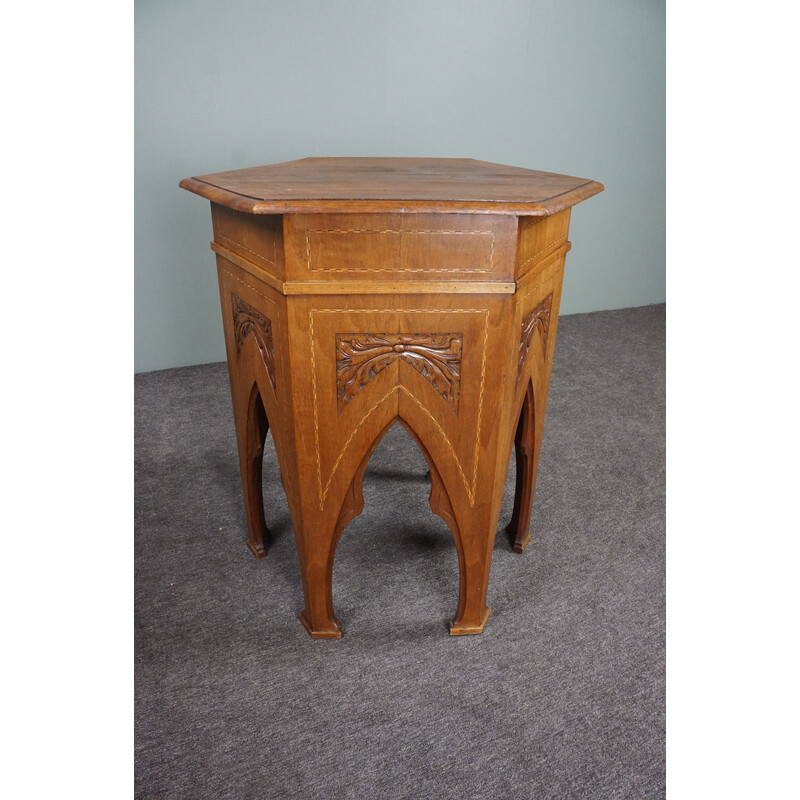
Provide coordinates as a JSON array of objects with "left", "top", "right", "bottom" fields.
[{"left": 180, "top": 158, "right": 603, "bottom": 637}]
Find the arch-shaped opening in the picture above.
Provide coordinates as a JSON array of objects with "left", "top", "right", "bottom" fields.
[
  {"left": 327, "top": 416, "right": 463, "bottom": 633},
  {"left": 240, "top": 382, "right": 270, "bottom": 557},
  {"left": 240, "top": 381, "right": 292, "bottom": 557},
  {"left": 246, "top": 381, "right": 269, "bottom": 460},
  {"left": 503, "top": 378, "right": 536, "bottom": 553}
]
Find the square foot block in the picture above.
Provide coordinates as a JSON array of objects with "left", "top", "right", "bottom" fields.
[
  {"left": 247, "top": 540, "right": 268, "bottom": 559},
  {"left": 449, "top": 607, "right": 492, "bottom": 636},
  {"left": 507, "top": 527, "right": 531, "bottom": 554},
  {"left": 298, "top": 612, "right": 342, "bottom": 639}
]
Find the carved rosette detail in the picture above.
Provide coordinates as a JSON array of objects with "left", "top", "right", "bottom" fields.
[
  {"left": 232, "top": 294, "right": 277, "bottom": 393},
  {"left": 336, "top": 333, "right": 462, "bottom": 413},
  {"left": 517, "top": 294, "right": 553, "bottom": 381}
]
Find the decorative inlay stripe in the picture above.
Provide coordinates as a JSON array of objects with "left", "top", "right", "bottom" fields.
[
  {"left": 518, "top": 235, "right": 567, "bottom": 273},
  {"left": 282, "top": 280, "right": 514, "bottom": 295},
  {"left": 318, "top": 386, "right": 400, "bottom": 510},
  {"left": 305, "top": 228, "right": 495, "bottom": 272},
  {"left": 516, "top": 249, "right": 564, "bottom": 298},
  {"left": 336, "top": 333, "right": 462, "bottom": 414},
  {"left": 309, "top": 308, "right": 489, "bottom": 508},
  {"left": 402, "top": 389, "right": 473, "bottom": 500},
  {"left": 217, "top": 233, "right": 277, "bottom": 269},
  {"left": 232, "top": 294, "right": 277, "bottom": 393},
  {"left": 220, "top": 265, "right": 279, "bottom": 306}
]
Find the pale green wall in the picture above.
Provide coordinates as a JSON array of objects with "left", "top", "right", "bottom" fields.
[{"left": 135, "top": 0, "right": 664, "bottom": 373}]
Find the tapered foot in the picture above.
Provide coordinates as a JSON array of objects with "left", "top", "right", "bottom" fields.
[
  {"left": 247, "top": 538, "right": 268, "bottom": 559},
  {"left": 506, "top": 525, "right": 531, "bottom": 554},
  {"left": 298, "top": 612, "right": 342, "bottom": 639},
  {"left": 449, "top": 607, "right": 492, "bottom": 636}
]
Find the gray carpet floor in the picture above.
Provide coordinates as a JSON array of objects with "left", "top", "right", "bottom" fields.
[{"left": 135, "top": 304, "right": 665, "bottom": 799}]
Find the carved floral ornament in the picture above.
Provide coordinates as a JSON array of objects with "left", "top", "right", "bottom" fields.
[
  {"left": 232, "top": 294, "right": 277, "bottom": 393},
  {"left": 335, "top": 333, "right": 463, "bottom": 414},
  {"left": 517, "top": 294, "right": 553, "bottom": 381}
]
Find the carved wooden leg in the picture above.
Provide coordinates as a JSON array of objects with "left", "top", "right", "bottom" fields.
[
  {"left": 293, "top": 414, "right": 495, "bottom": 638},
  {"left": 239, "top": 384, "right": 271, "bottom": 559},
  {"left": 506, "top": 381, "right": 536, "bottom": 554},
  {"left": 296, "top": 418, "right": 391, "bottom": 638},
  {"left": 217, "top": 268, "right": 287, "bottom": 561},
  {"left": 402, "top": 422, "right": 493, "bottom": 635},
  {"left": 508, "top": 259, "right": 566, "bottom": 558},
  {"left": 283, "top": 290, "right": 516, "bottom": 638},
  {"left": 295, "top": 488, "right": 355, "bottom": 639},
  {"left": 450, "top": 519, "right": 492, "bottom": 636},
  {"left": 295, "top": 511, "right": 346, "bottom": 639},
  {"left": 297, "top": 555, "right": 343, "bottom": 639}
]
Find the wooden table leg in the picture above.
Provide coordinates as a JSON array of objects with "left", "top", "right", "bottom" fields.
[
  {"left": 506, "top": 256, "right": 566, "bottom": 558},
  {"left": 215, "top": 245, "right": 568, "bottom": 638},
  {"left": 238, "top": 382, "right": 271, "bottom": 558},
  {"left": 180, "top": 158, "right": 604, "bottom": 639},
  {"left": 278, "top": 293, "right": 516, "bottom": 638},
  {"left": 506, "top": 381, "right": 536, "bottom": 554},
  {"left": 217, "top": 268, "right": 290, "bottom": 563},
  {"left": 292, "top": 414, "right": 499, "bottom": 638}
]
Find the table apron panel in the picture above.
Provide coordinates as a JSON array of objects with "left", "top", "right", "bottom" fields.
[{"left": 284, "top": 213, "right": 518, "bottom": 283}]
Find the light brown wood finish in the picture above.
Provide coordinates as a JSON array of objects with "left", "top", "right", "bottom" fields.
[
  {"left": 181, "top": 158, "right": 603, "bottom": 637},
  {"left": 180, "top": 157, "right": 603, "bottom": 216}
]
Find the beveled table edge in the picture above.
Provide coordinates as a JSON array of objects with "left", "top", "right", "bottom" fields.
[{"left": 179, "top": 177, "right": 605, "bottom": 217}]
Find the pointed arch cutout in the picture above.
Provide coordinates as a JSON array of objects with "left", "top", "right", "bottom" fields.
[
  {"left": 323, "top": 414, "right": 466, "bottom": 617},
  {"left": 242, "top": 380, "right": 271, "bottom": 558},
  {"left": 506, "top": 378, "right": 536, "bottom": 553}
]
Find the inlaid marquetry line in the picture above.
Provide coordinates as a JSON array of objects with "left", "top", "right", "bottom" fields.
[
  {"left": 336, "top": 333, "right": 462, "bottom": 414},
  {"left": 220, "top": 266, "right": 279, "bottom": 307},
  {"left": 518, "top": 235, "right": 567, "bottom": 273},
  {"left": 305, "top": 228, "right": 495, "bottom": 273},
  {"left": 517, "top": 252, "right": 564, "bottom": 304},
  {"left": 217, "top": 232, "right": 278, "bottom": 270},
  {"left": 309, "top": 308, "right": 489, "bottom": 508}
]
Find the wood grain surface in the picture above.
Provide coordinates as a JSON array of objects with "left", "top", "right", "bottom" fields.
[
  {"left": 182, "top": 158, "right": 602, "bottom": 637},
  {"left": 180, "top": 157, "right": 603, "bottom": 216}
]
